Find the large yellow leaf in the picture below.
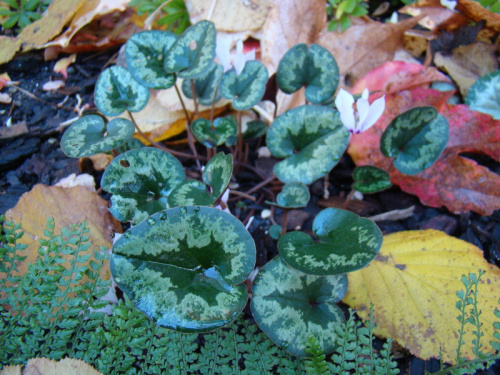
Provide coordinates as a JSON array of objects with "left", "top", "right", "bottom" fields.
[{"left": 343, "top": 229, "right": 500, "bottom": 364}]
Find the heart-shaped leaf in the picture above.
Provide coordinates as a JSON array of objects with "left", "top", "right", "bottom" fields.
[
  {"left": 112, "top": 205, "right": 256, "bottom": 332},
  {"left": 380, "top": 106, "right": 448, "bottom": 175},
  {"left": 251, "top": 256, "right": 347, "bottom": 357},
  {"left": 220, "top": 60, "right": 268, "bottom": 110},
  {"left": 266, "top": 181, "right": 310, "bottom": 209},
  {"left": 191, "top": 116, "right": 237, "bottom": 148},
  {"left": 279, "top": 208, "right": 382, "bottom": 275},
  {"left": 101, "top": 148, "right": 185, "bottom": 224},
  {"left": 61, "top": 114, "right": 134, "bottom": 157},
  {"left": 277, "top": 43, "right": 339, "bottom": 104},
  {"left": 243, "top": 119, "right": 267, "bottom": 140},
  {"left": 125, "top": 30, "right": 177, "bottom": 89},
  {"left": 181, "top": 62, "right": 223, "bottom": 106},
  {"left": 465, "top": 70, "right": 500, "bottom": 120},
  {"left": 352, "top": 166, "right": 392, "bottom": 194},
  {"left": 266, "top": 105, "right": 350, "bottom": 184},
  {"left": 94, "top": 65, "right": 150, "bottom": 117},
  {"left": 163, "top": 20, "right": 216, "bottom": 79},
  {"left": 168, "top": 153, "right": 233, "bottom": 207}
]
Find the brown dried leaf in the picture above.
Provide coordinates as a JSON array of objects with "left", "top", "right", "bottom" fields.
[
  {"left": 456, "top": 0, "right": 500, "bottom": 33},
  {"left": 23, "top": 358, "right": 103, "bottom": 375},
  {"left": 317, "top": 17, "right": 421, "bottom": 87},
  {"left": 0, "top": 36, "right": 22, "bottom": 65}
]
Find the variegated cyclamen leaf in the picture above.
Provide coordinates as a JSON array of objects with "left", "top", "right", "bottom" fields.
[
  {"left": 266, "top": 105, "right": 349, "bottom": 184},
  {"left": 167, "top": 180, "right": 214, "bottom": 207},
  {"left": 163, "top": 20, "right": 216, "bottom": 79},
  {"left": 277, "top": 43, "right": 339, "bottom": 104},
  {"left": 112, "top": 206, "right": 256, "bottom": 332},
  {"left": 203, "top": 152, "right": 233, "bottom": 199},
  {"left": 220, "top": 60, "right": 268, "bottom": 110},
  {"left": 380, "top": 106, "right": 449, "bottom": 175},
  {"left": 101, "top": 148, "right": 185, "bottom": 224},
  {"left": 465, "top": 70, "right": 500, "bottom": 120},
  {"left": 352, "top": 166, "right": 392, "bottom": 194},
  {"left": 279, "top": 208, "right": 382, "bottom": 275},
  {"left": 61, "top": 114, "right": 134, "bottom": 157},
  {"left": 181, "top": 62, "right": 223, "bottom": 105},
  {"left": 94, "top": 65, "right": 150, "bottom": 116},
  {"left": 266, "top": 182, "right": 310, "bottom": 209},
  {"left": 243, "top": 119, "right": 267, "bottom": 140},
  {"left": 191, "top": 116, "right": 237, "bottom": 148},
  {"left": 251, "top": 256, "right": 347, "bottom": 357},
  {"left": 125, "top": 30, "right": 177, "bottom": 89}
]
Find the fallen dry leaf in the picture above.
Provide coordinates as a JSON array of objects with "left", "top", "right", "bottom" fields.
[
  {"left": 343, "top": 229, "right": 500, "bottom": 363},
  {"left": 4, "top": 184, "right": 122, "bottom": 280},
  {"left": 42, "top": 80, "right": 65, "bottom": 91},
  {"left": 348, "top": 87, "right": 500, "bottom": 215},
  {"left": 54, "top": 53, "right": 77, "bottom": 78},
  {"left": 55, "top": 173, "right": 96, "bottom": 190},
  {"left": 23, "top": 358, "right": 103, "bottom": 375},
  {"left": 434, "top": 42, "right": 499, "bottom": 97},
  {"left": 0, "top": 36, "right": 22, "bottom": 65},
  {"left": 0, "top": 92, "right": 12, "bottom": 104},
  {"left": 456, "top": 0, "right": 500, "bottom": 33},
  {"left": 318, "top": 17, "right": 421, "bottom": 87},
  {"left": 0, "top": 72, "right": 12, "bottom": 89},
  {"left": 400, "top": 0, "right": 467, "bottom": 32},
  {"left": 0, "top": 366, "right": 21, "bottom": 375},
  {"left": 351, "top": 60, "right": 451, "bottom": 95}
]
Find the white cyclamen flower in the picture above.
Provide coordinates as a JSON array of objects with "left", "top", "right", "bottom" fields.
[
  {"left": 216, "top": 39, "right": 256, "bottom": 76},
  {"left": 335, "top": 88, "right": 385, "bottom": 134}
]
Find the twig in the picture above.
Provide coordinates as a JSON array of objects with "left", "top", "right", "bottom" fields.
[
  {"left": 144, "top": 0, "right": 172, "bottom": 30},
  {"left": 229, "top": 190, "right": 257, "bottom": 201},
  {"left": 8, "top": 84, "right": 78, "bottom": 113},
  {"left": 244, "top": 175, "right": 277, "bottom": 195}
]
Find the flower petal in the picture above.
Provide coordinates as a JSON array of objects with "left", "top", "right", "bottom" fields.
[
  {"left": 359, "top": 95, "right": 385, "bottom": 132},
  {"left": 216, "top": 39, "right": 232, "bottom": 72},
  {"left": 335, "top": 88, "right": 356, "bottom": 132},
  {"left": 356, "top": 97, "right": 370, "bottom": 133}
]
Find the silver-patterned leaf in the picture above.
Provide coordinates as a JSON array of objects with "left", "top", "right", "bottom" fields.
[
  {"left": 167, "top": 180, "right": 214, "bottom": 207},
  {"left": 352, "top": 166, "right": 392, "bottom": 194},
  {"left": 112, "top": 206, "right": 256, "bottom": 332},
  {"left": 94, "top": 65, "right": 150, "bottom": 116},
  {"left": 251, "top": 256, "right": 347, "bottom": 357},
  {"left": 220, "top": 60, "right": 268, "bottom": 110},
  {"left": 191, "top": 116, "right": 237, "bottom": 148},
  {"left": 278, "top": 208, "right": 382, "bottom": 275},
  {"left": 61, "top": 115, "right": 135, "bottom": 157},
  {"left": 203, "top": 152, "right": 233, "bottom": 199},
  {"left": 465, "top": 70, "right": 500, "bottom": 120},
  {"left": 181, "top": 62, "right": 223, "bottom": 105},
  {"left": 266, "top": 105, "right": 349, "bottom": 184},
  {"left": 266, "top": 181, "right": 310, "bottom": 209},
  {"left": 125, "top": 30, "right": 177, "bottom": 89},
  {"left": 163, "top": 20, "right": 216, "bottom": 79},
  {"left": 101, "top": 148, "right": 185, "bottom": 224}
]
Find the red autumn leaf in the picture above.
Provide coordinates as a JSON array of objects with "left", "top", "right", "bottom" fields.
[{"left": 348, "top": 87, "right": 500, "bottom": 215}]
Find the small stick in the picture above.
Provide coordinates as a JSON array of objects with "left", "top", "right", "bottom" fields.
[
  {"left": 281, "top": 209, "right": 289, "bottom": 235},
  {"left": 8, "top": 84, "right": 78, "bottom": 113},
  {"left": 229, "top": 190, "right": 257, "bottom": 201},
  {"left": 244, "top": 175, "right": 277, "bottom": 195},
  {"left": 190, "top": 79, "right": 200, "bottom": 119}
]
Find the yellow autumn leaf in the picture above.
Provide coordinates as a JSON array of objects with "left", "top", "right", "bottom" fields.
[
  {"left": 343, "top": 229, "right": 500, "bottom": 364},
  {"left": 23, "top": 358, "right": 103, "bottom": 375}
]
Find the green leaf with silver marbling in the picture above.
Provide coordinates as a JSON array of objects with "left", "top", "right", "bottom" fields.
[
  {"left": 279, "top": 208, "right": 382, "bottom": 276},
  {"left": 277, "top": 43, "right": 339, "bottom": 104},
  {"left": 163, "top": 20, "right": 216, "bottom": 79},
  {"left": 465, "top": 70, "right": 500, "bottom": 120},
  {"left": 101, "top": 148, "right": 185, "bottom": 224},
  {"left": 94, "top": 65, "right": 150, "bottom": 116},
  {"left": 380, "top": 106, "right": 448, "bottom": 175},
  {"left": 352, "top": 166, "right": 392, "bottom": 194},
  {"left": 181, "top": 62, "right": 223, "bottom": 106},
  {"left": 112, "top": 205, "right": 256, "bottom": 333},
  {"left": 251, "top": 256, "right": 346, "bottom": 357},
  {"left": 243, "top": 119, "right": 267, "bottom": 140},
  {"left": 220, "top": 60, "right": 268, "bottom": 110},
  {"left": 61, "top": 114, "right": 135, "bottom": 157},
  {"left": 191, "top": 116, "right": 237, "bottom": 148},
  {"left": 168, "top": 153, "right": 233, "bottom": 207},
  {"left": 125, "top": 30, "right": 177, "bottom": 89},
  {"left": 266, "top": 181, "right": 310, "bottom": 209},
  {"left": 266, "top": 105, "right": 349, "bottom": 185}
]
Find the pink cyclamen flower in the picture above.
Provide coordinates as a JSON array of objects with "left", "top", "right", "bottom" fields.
[
  {"left": 335, "top": 88, "right": 385, "bottom": 134},
  {"left": 216, "top": 39, "right": 256, "bottom": 76}
]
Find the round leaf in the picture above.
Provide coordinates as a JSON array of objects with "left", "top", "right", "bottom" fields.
[
  {"left": 220, "top": 60, "right": 268, "bottom": 110},
  {"left": 181, "top": 62, "right": 223, "bottom": 105},
  {"left": 125, "top": 30, "right": 177, "bottom": 89},
  {"left": 163, "top": 20, "right": 216, "bottom": 79},
  {"left": 112, "top": 206, "right": 256, "bottom": 332},
  {"left": 269, "top": 224, "right": 283, "bottom": 240},
  {"left": 203, "top": 152, "right": 233, "bottom": 199},
  {"left": 465, "top": 70, "right": 500, "bottom": 120},
  {"left": 279, "top": 208, "right": 382, "bottom": 275},
  {"left": 101, "top": 148, "right": 185, "bottom": 224},
  {"left": 380, "top": 106, "right": 449, "bottom": 175},
  {"left": 94, "top": 66, "right": 150, "bottom": 116},
  {"left": 243, "top": 119, "right": 267, "bottom": 140},
  {"left": 191, "top": 116, "right": 237, "bottom": 148},
  {"left": 277, "top": 43, "right": 339, "bottom": 104},
  {"left": 266, "top": 105, "right": 350, "bottom": 184},
  {"left": 352, "top": 166, "right": 392, "bottom": 194},
  {"left": 266, "top": 181, "right": 310, "bottom": 209},
  {"left": 251, "top": 256, "right": 347, "bottom": 357},
  {"left": 61, "top": 115, "right": 134, "bottom": 157}
]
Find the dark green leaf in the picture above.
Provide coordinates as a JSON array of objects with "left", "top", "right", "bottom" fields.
[
  {"left": 380, "top": 106, "right": 448, "bottom": 175},
  {"left": 191, "top": 116, "right": 237, "bottom": 148},
  {"left": 352, "top": 166, "right": 392, "bottom": 194},
  {"left": 269, "top": 225, "right": 282, "bottom": 240},
  {"left": 111, "top": 206, "right": 256, "bottom": 332},
  {"left": 266, "top": 182, "right": 310, "bottom": 209},
  {"left": 243, "top": 119, "right": 267, "bottom": 140},
  {"left": 181, "top": 62, "right": 223, "bottom": 106},
  {"left": 278, "top": 208, "right": 382, "bottom": 275}
]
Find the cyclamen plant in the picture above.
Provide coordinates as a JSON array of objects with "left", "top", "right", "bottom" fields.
[{"left": 61, "top": 19, "right": 449, "bottom": 357}]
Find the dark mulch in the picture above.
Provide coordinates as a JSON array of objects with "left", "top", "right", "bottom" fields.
[{"left": 0, "top": 48, "right": 499, "bottom": 374}]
